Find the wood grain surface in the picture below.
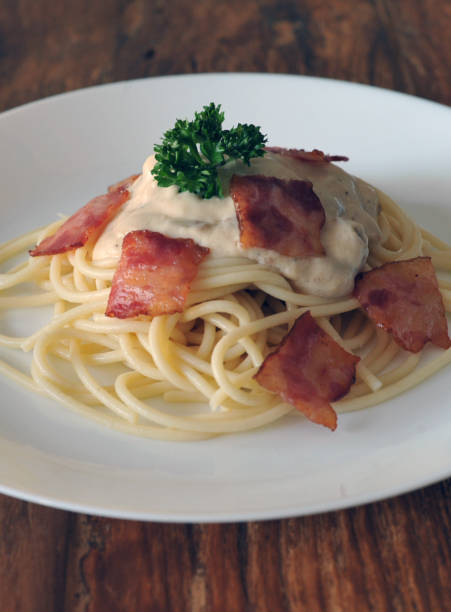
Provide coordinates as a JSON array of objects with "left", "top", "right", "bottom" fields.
[{"left": 0, "top": 1, "right": 450, "bottom": 610}]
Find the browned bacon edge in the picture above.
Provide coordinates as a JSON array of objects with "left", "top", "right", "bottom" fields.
[
  {"left": 354, "top": 256, "right": 451, "bottom": 353},
  {"left": 255, "top": 311, "right": 360, "bottom": 430},
  {"left": 230, "top": 174, "right": 325, "bottom": 258},
  {"left": 108, "top": 174, "right": 140, "bottom": 192},
  {"left": 106, "top": 230, "right": 210, "bottom": 319},
  {"left": 265, "top": 146, "right": 349, "bottom": 163},
  {"left": 30, "top": 176, "right": 137, "bottom": 257}
]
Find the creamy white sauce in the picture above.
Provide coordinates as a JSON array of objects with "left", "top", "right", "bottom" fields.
[{"left": 93, "top": 152, "right": 381, "bottom": 298}]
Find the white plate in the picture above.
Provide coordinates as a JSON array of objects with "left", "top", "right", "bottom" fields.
[{"left": 0, "top": 74, "right": 450, "bottom": 522}]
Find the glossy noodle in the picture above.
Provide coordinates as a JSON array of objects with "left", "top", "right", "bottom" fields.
[{"left": 0, "top": 186, "right": 450, "bottom": 440}]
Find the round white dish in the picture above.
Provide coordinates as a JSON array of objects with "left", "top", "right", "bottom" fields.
[{"left": 0, "top": 73, "right": 450, "bottom": 522}]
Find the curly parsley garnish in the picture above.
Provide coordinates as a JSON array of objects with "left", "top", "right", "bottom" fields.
[{"left": 151, "top": 103, "right": 267, "bottom": 199}]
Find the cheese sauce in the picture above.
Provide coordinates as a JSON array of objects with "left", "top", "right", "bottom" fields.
[{"left": 93, "top": 152, "right": 381, "bottom": 298}]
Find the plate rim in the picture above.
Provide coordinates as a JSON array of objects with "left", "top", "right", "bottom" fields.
[{"left": 2, "top": 71, "right": 451, "bottom": 119}]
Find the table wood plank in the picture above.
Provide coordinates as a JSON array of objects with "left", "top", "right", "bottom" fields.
[
  {"left": 1, "top": 480, "right": 450, "bottom": 610},
  {"left": 0, "top": 497, "right": 69, "bottom": 612},
  {"left": 1, "top": 0, "right": 450, "bottom": 112},
  {"left": 0, "top": 0, "right": 450, "bottom": 610}
]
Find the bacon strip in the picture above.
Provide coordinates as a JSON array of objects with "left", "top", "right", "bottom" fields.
[
  {"left": 255, "top": 311, "right": 359, "bottom": 430},
  {"left": 230, "top": 174, "right": 325, "bottom": 258},
  {"left": 354, "top": 257, "right": 451, "bottom": 353},
  {"left": 265, "top": 147, "right": 349, "bottom": 163},
  {"left": 30, "top": 179, "right": 135, "bottom": 257},
  {"left": 106, "top": 230, "right": 209, "bottom": 319}
]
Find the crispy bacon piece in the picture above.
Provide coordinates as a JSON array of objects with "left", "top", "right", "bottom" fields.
[
  {"left": 255, "top": 311, "right": 359, "bottom": 430},
  {"left": 30, "top": 179, "right": 135, "bottom": 257},
  {"left": 354, "top": 257, "right": 450, "bottom": 353},
  {"left": 106, "top": 230, "right": 209, "bottom": 319},
  {"left": 230, "top": 174, "right": 325, "bottom": 257},
  {"left": 265, "top": 147, "right": 349, "bottom": 163}
]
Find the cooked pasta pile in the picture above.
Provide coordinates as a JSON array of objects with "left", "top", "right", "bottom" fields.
[{"left": 0, "top": 190, "right": 450, "bottom": 440}]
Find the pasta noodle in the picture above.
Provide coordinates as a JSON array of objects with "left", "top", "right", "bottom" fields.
[{"left": 0, "top": 189, "right": 450, "bottom": 440}]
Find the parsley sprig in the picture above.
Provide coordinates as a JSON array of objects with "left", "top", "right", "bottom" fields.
[{"left": 151, "top": 103, "right": 267, "bottom": 199}]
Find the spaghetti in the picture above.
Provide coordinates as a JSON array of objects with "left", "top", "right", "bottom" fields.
[{"left": 0, "top": 188, "right": 450, "bottom": 440}]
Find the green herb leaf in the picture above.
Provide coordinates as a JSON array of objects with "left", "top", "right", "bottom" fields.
[{"left": 152, "top": 103, "right": 267, "bottom": 198}]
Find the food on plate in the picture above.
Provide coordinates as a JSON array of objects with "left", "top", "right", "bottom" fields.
[
  {"left": 353, "top": 257, "right": 450, "bottom": 353},
  {"left": 106, "top": 231, "right": 210, "bottom": 318},
  {"left": 254, "top": 311, "right": 360, "bottom": 431},
  {"left": 0, "top": 103, "right": 449, "bottom": 440}
]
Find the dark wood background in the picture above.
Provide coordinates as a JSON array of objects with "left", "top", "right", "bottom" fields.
[{"left": 1, "top": 1, "right": 450, "bottom": 610}]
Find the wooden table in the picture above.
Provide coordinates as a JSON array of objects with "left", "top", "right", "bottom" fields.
[{"left": 1, "top": 1, "right": 450, "bottom": 610}]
